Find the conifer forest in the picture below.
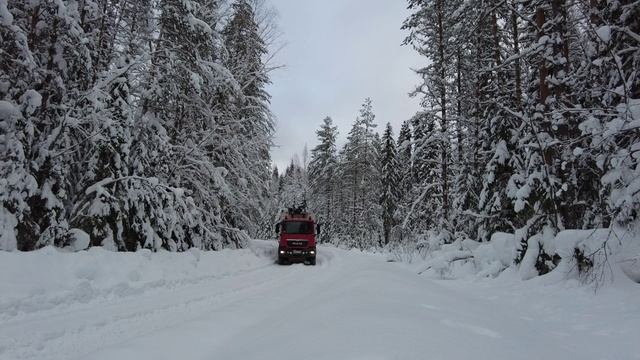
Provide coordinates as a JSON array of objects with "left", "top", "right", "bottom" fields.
[
  {"left": 2, "top": 1, "right": 640, "bottom": 278},
  {"left": 1, "top": 2, "right": 640, "bottom": 360}
]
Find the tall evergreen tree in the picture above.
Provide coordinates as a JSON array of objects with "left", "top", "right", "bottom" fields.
[
  {"left": 380, "top": 123, "right": 401, "bottom": 245},
  {"left": 397, "top": 120, "right": 413, "bottom": 196},
  {"left": 340, "top": 98, "right": 381, "bottom": 247},
  {"left": 223, "top": 0, "right": 274, "bottom": 237},
  {"left": 404, "top": 0, "right": 463, "bottom": 224},
  {"left": 308, "top": 117, "right": 339, "bottom": 243}
]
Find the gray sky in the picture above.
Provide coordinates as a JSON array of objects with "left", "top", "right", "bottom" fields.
[{"left": 266, "top": 0, "right": 423, "bottom": 172}]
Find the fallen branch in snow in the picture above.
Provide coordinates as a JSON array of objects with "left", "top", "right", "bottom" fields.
[{"left": 417, "top": 254, "right": 474, "bottom": 275}]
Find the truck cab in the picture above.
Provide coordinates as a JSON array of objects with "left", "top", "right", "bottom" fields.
[{"left": 276, "top": 207, "right": 319, "bottom": 265}]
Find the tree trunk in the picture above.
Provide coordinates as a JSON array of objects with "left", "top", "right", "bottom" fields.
[
  {"left": 437, "top": 0, "right": 449, "bottom": 222},
  {"left": 536, "top": 7, "right": 549, "bottom": 106},
  {"left": 511, "top": 4, "right": 522, "bottom": 110},
  {"left": 456, "top": 51, "right": 463, "bottom": 165}
]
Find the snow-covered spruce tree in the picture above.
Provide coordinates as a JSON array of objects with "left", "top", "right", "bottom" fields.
[
  {"left": 562, "top": 0, "right": 640, "bottom": 277},
  {"left": 433, "top": 0, "right": 523, "bottom": 242},
  {"left": 0, "top": 1, "right": 101, "bottom": 250},
  {"left": 447, "top": 1, "right": 480, "bottom": 240},
  {"left": 508, "top": 1, "right": 609, "bottom": 274},
  {"left": 64, "top": 0, "right": 160, "bottom": 251},
  {"left": 340, "top": 98, "right": 382, "bottom": 248},
  {"left": 71, "top": 56, "right": 136, "bottom": 250},
  {"left": 475, "top": 0, "right": 528, "bottom": 242},
  {"left": 139, "top": 0, "right": 249, "bottom": 250},
  {"left": 331, "top": 147, "right": 350, "bottom": 244},
  {"left": 279, "top": 157, "right": 309, "bottom": 211},
  {"left": 403, "top": 0, "right": 462, "bottom": 238},
  {"left": 380, "top": 123, "right": 401, "bottom": 245},
  {"left": 392, "top": 119, "right": 415, "bottom": 243},
  {"left": 223, "top": 0, "right": 274, "bottom": 238},
  {"left": 403, "top": 0, "right": 537, "bottom": 245},
  {"left": 0, "top": 102, "right": 36, "bottom": 251},
  {"left": 0, "top": 3, "right": 38, "bottom": 251},
  {"left": 102, "top": 0, "right": 214, "bottom": 250},
  {"left": 397, "top": 120, "right": 413, "bottom": 197},
  {"left": 404, "top": 111, "right": 443, "bottom": 234},
  {"left": 373, "top": 131, "right": 384, "bottom": 246},
  {"left": 308, "top": 116, "right": 339, "bottom": 243},
  {"left": 72, "top": 59, "right": 204, "bottom": 251},
  {"left": 0, "top": 1, "right": 176, "bottom": 251},
  {"left": 582, "top": 1, "right": 640, "bottom": 225},
  {"left": 256, "top": 166, "right": 282, "bottom": 239}
]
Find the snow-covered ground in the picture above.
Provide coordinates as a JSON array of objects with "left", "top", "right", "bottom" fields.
[{"left": 1, "top": 240, "right": 638, "bottom": 360}]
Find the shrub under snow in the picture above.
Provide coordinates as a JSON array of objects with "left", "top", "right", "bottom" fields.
[{"left": 411, "top": 228, "right": 640, "bottom": 286}]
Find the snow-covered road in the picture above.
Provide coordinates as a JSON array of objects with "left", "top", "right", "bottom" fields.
[{"left": 1, "top": 241, "right": 638, "bottom": 360}]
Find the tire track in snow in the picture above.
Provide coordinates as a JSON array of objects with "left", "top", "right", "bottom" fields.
[{"left": 0, "top": 255, "right": 306, "bottom": 360}]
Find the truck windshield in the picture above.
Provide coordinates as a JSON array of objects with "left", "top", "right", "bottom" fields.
[{"left": 283, "top": 221, "right": 313, "bottom": 234}]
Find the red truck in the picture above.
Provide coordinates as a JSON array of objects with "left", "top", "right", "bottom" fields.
[{"left": 275, "top": 206, "right": 320, "bottom": 265}]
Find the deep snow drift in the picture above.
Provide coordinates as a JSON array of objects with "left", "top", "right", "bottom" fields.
[{"left": 1, "top": 240, "right": 638, "bottom": 360}]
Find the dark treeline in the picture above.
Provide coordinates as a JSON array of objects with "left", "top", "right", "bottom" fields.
[
  {"left": 0, "top": 0, "right": 275, "bottom": 251},
  {"left": 279, "top": 0, "right": 639, "bottom": 276}
]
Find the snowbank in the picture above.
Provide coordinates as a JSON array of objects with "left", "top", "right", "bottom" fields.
[
  {"left": 413, "top": 232, "right": 517, "bottom": 280},
  {"left": 0, "top": 241, "right": 638, "bottom": 360},
  {"left": 0, "top": 241, "right": 276, "bottom": 321},
  {"left": 413, "top": 228, "right": 640, "bottom": 287}
]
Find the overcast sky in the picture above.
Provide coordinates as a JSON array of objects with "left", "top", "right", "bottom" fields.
[{"left": 266, "top": 0, "right": 423, "bottom": 172}]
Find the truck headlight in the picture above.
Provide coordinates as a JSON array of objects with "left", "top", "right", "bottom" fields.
[
  {"left": 279, "top": 250, "right": 285, "bottom": 254},
  {"left": 310, "top": 250, "right": 315, "bottom": 255}
]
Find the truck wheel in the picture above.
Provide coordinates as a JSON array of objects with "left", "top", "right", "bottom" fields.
[
  {"left": 310, "top": 258, "right": 316, "bottom": 266},
  {"left": 278, "top": 257, "right": 287, "bottom": 265}
]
